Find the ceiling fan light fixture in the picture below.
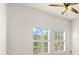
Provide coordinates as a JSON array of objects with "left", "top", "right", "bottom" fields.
[
  {"left": 67, "top": 6, "right": 72, "bottom": 12},
  {"left": 49, "top": 3, "right": 79, "bottom": 15}
]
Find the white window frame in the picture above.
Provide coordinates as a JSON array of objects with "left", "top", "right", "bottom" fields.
[
  {"left": 32, "top": 27, "right": 50, "bottom": 54},
  {"left": 54, "top": 31, "right": 66, "bottom": 52}
]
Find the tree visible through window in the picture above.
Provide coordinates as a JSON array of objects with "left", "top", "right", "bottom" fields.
[{"left": 32, "top": 27, "right": 50, "bottom": 54}]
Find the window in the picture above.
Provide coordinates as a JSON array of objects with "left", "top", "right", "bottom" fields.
[
  {"left": 32, "top": 27, "right": 50, "bottom": 54},
  {"left": 54, "top": 32, "right": 66, "bottom": 51}
]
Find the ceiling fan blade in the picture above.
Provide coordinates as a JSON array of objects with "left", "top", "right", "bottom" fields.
[
  {"left": 71, "top": 7, "right": 79, "bottom": 14},
  {"left": 70, "top": 3, "right": 78, "bottom": 5},
  {"left": 49, "top": 4, "right": 63, "bottom": 7},
  {"left": 61, "top": 9, "right": 67, "bottom": 15},
  {"left": 61, "top": 11, "right": 66, "bottom": 15}
]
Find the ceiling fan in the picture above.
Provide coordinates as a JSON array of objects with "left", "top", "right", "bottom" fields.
[{"left": 49, "top": 3, "right": 79, "bottom": 15}]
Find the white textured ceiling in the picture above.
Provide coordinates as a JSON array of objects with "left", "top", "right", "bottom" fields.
[{"left": 23, "top": 3, "right": 79, "bottom": 20}]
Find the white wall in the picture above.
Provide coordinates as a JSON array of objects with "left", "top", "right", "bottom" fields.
[
  {"left": 7, "top": 4, "right": 71, "bottom": 55},
  {"left": 0, "top": 4, "right": 6, "bottom": 55},
  {"left": 72, "top": 19, "right": 79, "bottom": 55}
]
